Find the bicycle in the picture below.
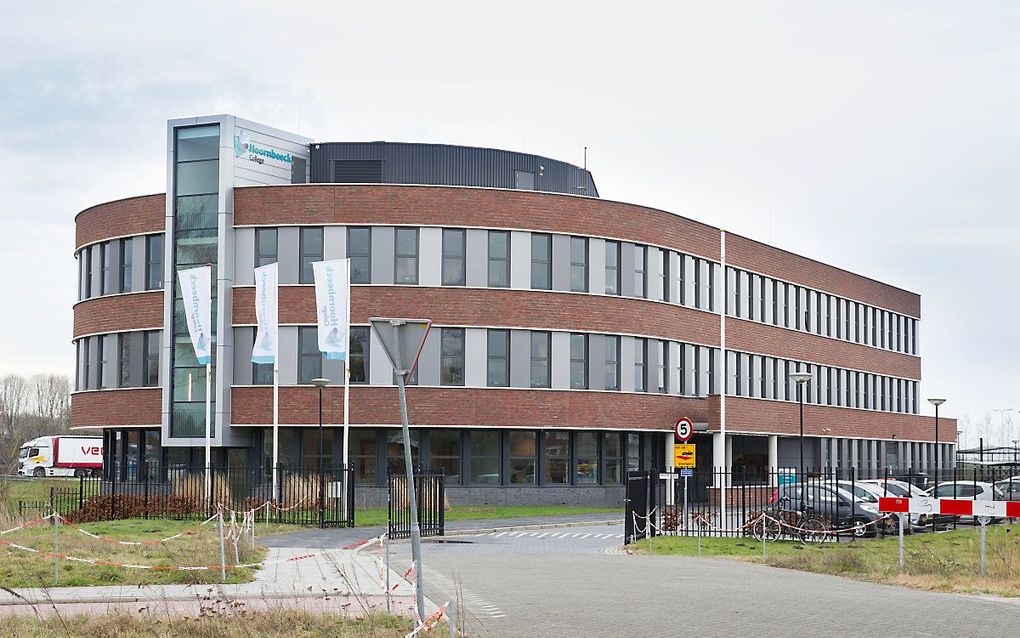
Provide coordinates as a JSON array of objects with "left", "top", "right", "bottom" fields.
[{"left": 752, "top": 496, "right": 829, "bottom": 544}]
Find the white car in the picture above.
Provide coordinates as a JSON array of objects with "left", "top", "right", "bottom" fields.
[
  {"left": 928, "top": 481, "right": 1000, "bottom": 523},
  {"left": 859, "top": 479, "right": 928, "bottom": 530},
  {"left": 992, "top": 477, "right": 1020, "bottom": 501}
]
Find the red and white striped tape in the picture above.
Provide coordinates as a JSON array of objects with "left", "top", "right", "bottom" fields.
[{"left": 879, "top": 497, "right": 1020, "bottom": 518}]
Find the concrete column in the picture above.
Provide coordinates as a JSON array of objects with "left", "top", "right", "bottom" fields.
[
  {"left": 665, "top": 436, "right": 676, "bottom": 506},
  {"left": 768, "top": 435, "right": 778, "bottom": 486},
  {"left": 829, "top": 437, "right": 838, "bottom": 470},
  {"left": 869, "top": 440, "right": 878, "bottom": 477},
  {"left": 712, "top": 432, "right": 725, "bottom": 471},
  {"left": 725, "top": 436, "right": 734, "bottom": 486},
  {"left": 849, "top": 439, "right": 859, "bottom": 476},
  {"left": 904, "top": 442, "right": 913, "bottom": 472},
  {"left": 919, "top": 442, "right": 928, "bottom": 476}
]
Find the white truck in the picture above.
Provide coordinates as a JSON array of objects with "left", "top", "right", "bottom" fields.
[{"left": 17, "top": 435, "right": 103, "bottom": 478}]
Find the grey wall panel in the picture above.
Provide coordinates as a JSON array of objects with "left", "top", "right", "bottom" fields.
[
  {"left": 587, "top": 334, "right": 605, "bottom": 391},
  {"left": 90, "top": 244, "right": 101, "bottom": 297},
  {"left": 371, "top": 226, "right": 395, "bottom": 284},
  {"left": 509, "top": 231, "right": 530, "bottom": 289},
  {"left": 418, "top": 328, "right": 441, "bottom": 386},
  {"left": 620, "top": 243, "right": 635, "bottom": 297},
  {"left": 323, "top": 355, "right": 342, "bottom": 384},
  {"left": 551, "top": 234, "right": 570, "bottom": 291},
  {"left": 620, "top": 336, "right": 635, "bottom": 392},
  {"left": 551, "top": 331, "right": 569, "bottom": 389},
  {"left": 648, "top": 247, "right": 663, "bottom": 301},
  {"left": 419, "top": 227, "right": 442, "bottom": 287},
  {"left": 646, "top": 338, "right": 660, "bottom": 393},
  {"left": 465, "top": 229, "right": 488, "bottom": 288},
  {"left": 464, "top": 328, "right": 486, "bottom": 387},
  {"left": 129, "top": 331, "right": 145, "bottom": 388},
  {"left": 233, "top": 327, "right": 254, "bottom": 385},
  {"left": 667, "top": 341, "right": 680, "bottom": 394},
  {"left": 309, "top": 142, "right": 599, "bottom": 198},
  {"left": 588, "top": 238, "right": 605, "bottom": 295},
  {"left": 369, "top": 329, "right": 393, "bottom": 385},
  {"left": 509, "top": 330, "right": 531, "bottom": 388},
  {"left": 668, "top": 251, "right": 680, "bottom": 304},
  {"left": 278, "top": 327, "right": 298, "bottom": 385},
  {"left": 131, "top": 236, "right": 146, "bottom": 292},
  {"left": 87, "top": 336, "right": 99, "bottom": 389},
  {"left": 323, "top": 226, "right": 346, "bottom": 260},
  {"left": 277, "top": 227, "right": 299, "bottom": 284},
  {"left": 234, "top": 227, "right": 255, "bottom": 286}
]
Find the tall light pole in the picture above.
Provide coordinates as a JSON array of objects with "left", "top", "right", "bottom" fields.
[
  {"left": 311, "top": 377, "right": 330, "bottom": 528},
  {"left": 928, "top": 398, "right": 946, "bottom": 485},
  {"left": 790, "top": 371, "right": 813, "bottom": 508}
]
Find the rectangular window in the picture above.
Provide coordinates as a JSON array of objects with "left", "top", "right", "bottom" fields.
[
  {"left": 349, "top": 326, "right": 369, "bottom": 383},
  {"left": 486, "top": 329, "right": 510, "bottom": 387},
  {"left": 633, "top": 245, "right": 646, "bottom": 298},
  {"left": 693, "top": 258, "right": 702, "bottom": 309},
  {"left": 100, "top": 242, "right": 113, "bottom": 295},
  {"left": 569, "top": 236, "right": 588, "bottom": 292},
  {"left": 145, "top": 234, "right": 163, "bottom": 290},
  {"left": 604, "top": 240, "right": 621, "bottom": 295},
  {"left": 428, "top": 429, "right": 461, "bottom": 482},
  {"left": 348, "top": 227, "right": 372, "bottom": 284},
  {"left": 509, "top": 431, "right": 536, "bottom": 484},
  {"left": 627, "top": 433, "right": 641, "bottom": 472},
  {"left": 119, "top": 238, "right": 133, "bottom": 293},
  {"left": 656, "top": 340, "right": 667, "bottom": 393},
  {"left": 298, "top": 326, "right": 322, "bottom": 383},
  {"left": 487, "top": 230, "right": 510, "bottom": 287},
  {"left": 544, "top": 431, "right": 569, "bottom": 484},
  {"left": 575, "top": 432, "right": 598, "bottom": 485},
  {"left": 82, "top": 246, "right": 93, "bottom": 298},
  {"left": 531, "top": 233, "right": 551, "bottom": 290},
  {"left": 634, "top": 337, "right": 646, "bottom": 392},
  {"left": 118, "top": 334, "right": 132, "bottom": 388},
  {"left": 441, "top": 228, "right": 466, "bottom": 286},
  {"left": 394, "top": 227, "right": 419, "bottom": 284},
  {"left": 676, "top": 252, "right": 686, "bottom": 306},
  {"left": 252, "top": 327, "right": 273, "bottom": 385},
  {"left": 530, "top": 331, "right": 551, "bottom": 388},
  {"left": 440, "top": 328, "right": 465, "bottom": 386},
  {"left": 299, "top": 227, "right": 324, "bottom": 284},
  {"left": 99, "top": 335, "right": 112, "bottom": 389},
  {"left": 657, "top": 249, "right": 668, "bottom": 302},
  {"left": 255, "top": 228, "right": 278, "bottom": 268},
  {"left": 605, "top": 335, "right": 620, "bottom": 390},
  {"left": 605, "top": 433, "right": 623, "bottom": 484},
  {"left": 351, "top": 429, "right": 376, "bottom": 484},
  {"left": 143, "top": 331, "right": 159, "bottom": 387},
  {"left": 82, "top": 338, "right": 92, "bottom": 390},
  {"left": 569, "top": 333, "right": 588, "bottom": 389},
  {"left": 470, "top": 430, "right": 501, "bottom": 485}
]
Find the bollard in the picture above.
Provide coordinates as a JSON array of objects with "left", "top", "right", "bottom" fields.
[{"left": 979, "top": 518, "right": 988, "bottom": 577}]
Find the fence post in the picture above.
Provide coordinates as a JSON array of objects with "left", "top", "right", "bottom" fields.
[
  {"left": 217, "top": 508, "right": 227, "bottom": 581},
  {"left": 979, "top": 519, "right": 987, "bottom": 577},
  {"left": 143, "top": 467, "right": 150, "bottom": 520},
  {"left": 110, "top": 463, "right": 117, "bottom": 520},
  {"left": 78, "top": 475, "right": 84, "bottom": 512},
  {"left": 898, "top": 506, "right": 905, "bottom": 573}
]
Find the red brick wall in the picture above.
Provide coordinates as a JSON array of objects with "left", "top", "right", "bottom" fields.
[
  {"left": 233, "top": 286, "right": 721, "bottom": 345},
  {"left": 727, "top": 318, "right": 921, "bottom": 379},
  {"left": 75, "top": 194, "right": 165, "bottom": 250},
  {"left": 73, "top": 292, "right": 163, "bottom": 338},
  {"left": 725, "top": 233, "right": 920, "bottom": 317},
  {"left": 231, "top": 386, "right": 711, "bottom": 431},
  {"left": 70, "top": 389, "right": 162, "bottom": 427},
  {"left": 706, "top": 395, "right": 956, "bottom": 443},
  {"left": 234, "top": 185, "right": 723, "bottom": 260}
]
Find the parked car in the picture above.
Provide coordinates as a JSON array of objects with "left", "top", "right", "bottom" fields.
[
  {"left": 773, "top": 482, "right": 891, "bottom": 537},
  {"left": 927, "top": 481, "right": 1000, "bottom": 523},
  {"left": 992, "top": 477, "right": 1020, "bottom": 501},
  {"left": 859, "top": 478, "right": 929, "bottom": 530}
]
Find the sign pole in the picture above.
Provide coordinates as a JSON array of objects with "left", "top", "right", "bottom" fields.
[
  {"left": 342, "top": 260, "right": 351, "bottom": 513},
  {"left": 272, "top": 354, "right": 279, "bottom": 505},
  {"left": 683, "top": 475, "right": 689, "bottom": 534},
  {"left": 205, "top": 361, "right": 212, "bottom": 507},
  {"left": 394, "top": 324, "right": 426, "bottom": 623},
  {"left": 898, "top": 511, "right": 905, "bottom": 573}
]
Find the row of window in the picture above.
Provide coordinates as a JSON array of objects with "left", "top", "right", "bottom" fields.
[
  {"left": 725, "top": 266, "right": 918, "bottom": 355},
  {"left": 77, "top": 235, "right": 164, "bottom": 300},
  {"left": 75, "top": 331, "right": 161, "bottom": 391},
  {"left": 725, "top": 351, "right": 920, "bottom": 415}
]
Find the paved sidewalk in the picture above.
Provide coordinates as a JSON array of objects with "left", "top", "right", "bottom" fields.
[{"left": 0, "top": 541, "right": 431, "bottom": 619}]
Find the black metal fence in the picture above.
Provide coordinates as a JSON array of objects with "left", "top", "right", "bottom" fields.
[
  {"left": 387, "top": 470, "right": 445, "bottom": 540},
  {"left": 625, "top": 465, "right": 1020, "bottom": 544},
  {"left": 49, "top": 465, "right": 355, "bottom": 528}
]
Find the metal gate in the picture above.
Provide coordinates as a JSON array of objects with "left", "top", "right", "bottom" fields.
[
  {"left": 624, "top": 470, "right": 659, "bottom": 543},
  {"left": 388, "top": 470, "right": 445, "bottom": 540},
  {"left": 319, "top": 466, "right": 356, "bottom": 528}
]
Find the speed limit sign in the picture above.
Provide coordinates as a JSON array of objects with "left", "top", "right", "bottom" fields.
[{"left": 674, "top": 417, "right": 694, "bottom": 443}]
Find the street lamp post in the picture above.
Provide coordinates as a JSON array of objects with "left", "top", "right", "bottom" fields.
[
  {"left": 311, "top": 377, "right": 330, "bottom": 528},
  {"left": 928, "top": 398, "right": 946, "bottom": 486},
  {"left": 789, "top": 371, "right": 813, "bottom": 509}
]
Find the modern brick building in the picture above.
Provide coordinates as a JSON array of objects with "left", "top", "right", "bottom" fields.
[{"left": 71, "top": 114, "right": 954, "bottom": 505}]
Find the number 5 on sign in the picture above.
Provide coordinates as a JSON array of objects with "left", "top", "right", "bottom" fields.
[{"left": 674, "top": 444, "right": 696, "bottom": 469}]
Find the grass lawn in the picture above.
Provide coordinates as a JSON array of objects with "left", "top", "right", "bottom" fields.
[
  {"left": 0, "top": 517, "right": 302, "bottom": 588},
  {"left": 3, "top": 609, "right": 438, "bottom": 638},
  {"left": 353, "top": 504, "right": 619, "bottom": 527},
  {"left": 2, "top": 477, "right": 99, "bottom": 512},
  {"left": 634, "top": 524, "right": 1020, "bottom": 597}
]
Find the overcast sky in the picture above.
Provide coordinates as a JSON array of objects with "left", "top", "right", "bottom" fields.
[{"left": 1, "top": 2, "right": 1016, "bottom": 443}]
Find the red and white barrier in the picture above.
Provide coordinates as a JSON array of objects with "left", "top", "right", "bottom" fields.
[{"left": 879, "top": 497, "right": 1020, "bottom": 518}]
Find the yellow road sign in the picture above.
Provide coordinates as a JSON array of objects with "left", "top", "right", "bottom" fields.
[{"left": 674, "top": 443, "right": 696, "bottom": 469}]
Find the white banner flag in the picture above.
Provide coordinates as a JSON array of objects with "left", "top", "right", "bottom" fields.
[
  {"left": 252, "top": 262, "right": 278, "bottom": 365},
  {"left": 178, "top": 265, "right": 213, "bottom": 365},
  {"left": 312, "top": 259, "right": 351, "bottom": 361}
]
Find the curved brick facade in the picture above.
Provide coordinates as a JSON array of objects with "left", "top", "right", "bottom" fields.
[
  {"left": 75, "top": 194, "right": 165, "bottom": 250},
  {"left": 70, "top": 389, "right": 161, "bottom": 428},
  {"left": 73, "top": 292, "right": 164, "bottom": 338}
]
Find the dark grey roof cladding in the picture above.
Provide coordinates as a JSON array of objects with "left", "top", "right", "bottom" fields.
[{"left": 309, "top": 142, "right": 598, "bottom": 197}]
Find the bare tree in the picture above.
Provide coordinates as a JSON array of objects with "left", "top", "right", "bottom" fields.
[
  {"left": 0, "top": 374, "right": 29, "bottom": 436},
  {"left": 0, "top": 373, "right": 71, "bottom": 473},
  {"left": 30, "top": 374, "right": 70, "bottom": 424}
]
